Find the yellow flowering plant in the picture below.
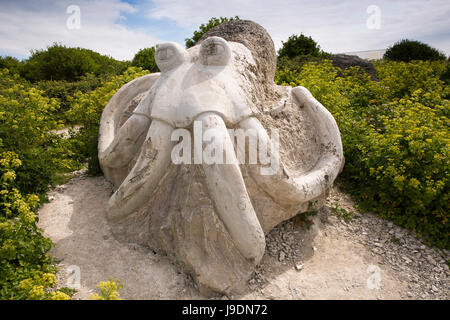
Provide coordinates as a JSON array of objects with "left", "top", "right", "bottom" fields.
[
  {"left": 90, "top": 278, "right": 124, "bottom": 300},
  {"left": 1, "top": 66, "right": 147, "bottom": 299},
  {"left": 276, "top": 59, "right": 449, "bottom": 248},
  {"left": 0, "top": 69, "right": 84, "bottom": 194},
  {"left": 0, "top": 152, "right": 49, "bottom": 298},
  {"left": 65, "top": 67, "right": 149, "bottom": 174}
]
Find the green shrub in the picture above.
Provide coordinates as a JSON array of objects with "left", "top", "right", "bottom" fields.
[
  {"left": 439, "top": 62, "right": 450, "bottom": 88},
  {"left": 0, "top": 151, "right": 70, "bottom": 300},
  {"left": 0, "top": 69, "right": 82, "bottom": 194},
  {"left": 35, "top": 73, "right": 105, "bottom": 116},
  {"left": 277, "top": 54, "right": 330, "bottom": 74},
  {"left": 66, "top": 67, "right": 149, "bottom": 174},
  {"left": 0, "top": 71, "right": 86, "bottom": 300},
  {"left": 0, "top": 78, "right": 61, "bottom": 150},
  {"left": 185, "top": 16, "right": 239, "bottom": 48},
  {"left": 132, "top": 47, "right": 159, "bottom": 73},
  {"left": 90, "top": 278, "right": 123, "bottom": 300},
  {"left": 276, "top": 59, "right": 450, "bottom": 248},
  {"left": 0, "top": 56, "right": 23, "bottom": 75},
  {"left": 375, "top": 59, "right": 449, "bottom": 101},
  {"left": 277, "top": 34, "right": 325, "bottom": 59},
  {"left": 0, "top": 67, "right": 29, "bottom": 89},
  {"left": 384, "top": 39, "right": 446, "bottom": 62},
  {"left": 21, "top": 43, "right": 129, "bottom": 82},
  {"left": 365, "top": 94, "right": 448, "bottom": 243}
]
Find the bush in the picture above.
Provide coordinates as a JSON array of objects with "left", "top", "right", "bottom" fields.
[
  {"left": 0, "top": 151, "right": 120, "bottom": 300},
  {"left": 277, "top": 34, "right": 325, "bottom": 59},
  {"left": 365, "top": 94, "right": 448, "bottom": 242},
  {"left": 440, "top": 62, "right": 450, "bottom": 87},
  {"left": 0, "top": 69, "right": 82, "bottom": 194},
  {"left": 0, "top": 56, "right": 23, "bottom": 75},
  {"left": 0, "top": 70, "right": 90, "bottom": 300},
  {"left": 0, "top": 151, "right": 70, "bottom": 300},
  {"left": 384, "top": 39, "right": 446, "bottom": 62},
  {"left": 90, "top": 278, "right": 123, "bottom": 300},
  {"left": 0, "top": 75, "right": 61, "bottom": 151},
  {"left": 21, "top": 43, "right": 129, "bottom": 82},
  {"left": 131, "top": 47, "right": 159, "bottom": 73},
  {"left": 0, "top": 67, "right": 28, "bottom": 89},
  {"left": 375, "top": 59, "right": 449, "bottom": 101},
  {"left": 276, "top": 59, "right": 450, "bottom": 248},
  {"left": 35, "top": 73, "right": 105, "bottom": 115},
  {"left": 277, "top": 54, "right": 330, "bottom": 73},
  {"left": 185, "top": 16, "right": 239, "bottom": 48},
  {"left": 66, "top": 67, "right": 149, "bottom": 174}
]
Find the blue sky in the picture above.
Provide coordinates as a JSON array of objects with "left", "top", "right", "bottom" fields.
[{"left": 1, "top": 0, "right": 449, "bottom": 61}]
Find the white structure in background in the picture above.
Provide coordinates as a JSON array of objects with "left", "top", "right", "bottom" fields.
[{"left": 342, "top": 49, "right": 386, "bottom": 60}]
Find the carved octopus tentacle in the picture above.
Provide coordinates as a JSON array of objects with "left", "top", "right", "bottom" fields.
[
  {"left": 98, "top": 73, "right": 160, "bottom": 186},
  {"left": 240, "top": 86, "right": 344, "bottom": 207},
  {"left": 289, "top": 86, "right": 344, "bottom": 199},
  {"left": 106, "top": 120, "right": 175, "bottom": 221},
  {"left": 99, "top": 114, "right": 151, "bottom": 169},
  {"left": 197, "top": 112, "right": 266, "bottom": 263}
]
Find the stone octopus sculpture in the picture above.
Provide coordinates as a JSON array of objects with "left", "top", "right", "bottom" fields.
[{"left": 98, "top": 20, "right": 344, "bottom": 295}]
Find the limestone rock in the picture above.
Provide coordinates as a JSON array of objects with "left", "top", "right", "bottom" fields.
[
  {"left": 331, "top": 54, "right": 378, "bottom": 80},
  {"left": 98, "top": 20, "right": 344, "bottom": 295}
]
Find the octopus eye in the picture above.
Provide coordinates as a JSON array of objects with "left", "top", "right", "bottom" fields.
[
  {"left": 155, "top": 42, "right": 188, "bottom": 72},
  {"left": 199, "top": 36, "right": 231, "bottom": 67},
  {"left": 205, "top": 43, "right": 224, "bottom": 55},
  {"left": 156, "top": 48, "right": 174, "bottom": 60}
]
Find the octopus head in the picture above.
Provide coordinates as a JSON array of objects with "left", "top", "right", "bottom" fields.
[{"left": 148, "top": 20, "right": 278, "bottom": 128}]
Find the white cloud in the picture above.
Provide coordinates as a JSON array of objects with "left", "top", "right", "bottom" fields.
[
  {"left": 148, "top": 0, "right": 450, "bottom": 54},
  {"left": 1, "top": 0, "right": 448, "bottom": 60},
  {"left": 0, "top": 0, "right": 162, "bottom": 60}
]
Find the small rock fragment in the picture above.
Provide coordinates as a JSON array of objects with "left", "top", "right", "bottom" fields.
[{"left": 295, "top": 264, "right": 303, "bottom": 271}]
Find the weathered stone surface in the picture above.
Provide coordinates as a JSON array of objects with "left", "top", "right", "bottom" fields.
[
  {"left": 199, "top": 19, "right": 277, "bottom": 89},
  {"left": 331, "top": 54, "right": 378, "bottom": 80},
  {"left": 98, "top": 20, "right": 344, "bottom": 295}
]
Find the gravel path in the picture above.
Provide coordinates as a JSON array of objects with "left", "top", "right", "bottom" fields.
[
  {"left": 38, "top": 173, "right": 449, "bottom": 300},
  {"left": 242, "top": 188, "right": 449, "bottom": 300}
]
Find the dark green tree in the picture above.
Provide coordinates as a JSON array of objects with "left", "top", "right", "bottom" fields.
[
  {"left": 0, "top": 56, "right": 23, "bottom": 74},
  {"left": 21, "top": 43, "right": 129, "bottom": 82},
  {"left": 131, "top": 47, "right": 159, "bottom": 72},
  {"left": 384, "top": 39, "right": 446, "bottom": 62},
  {"left": 276, "top": 34, "right": 330, "bottom": 73},
  {"left": 440, "top": 62, "right": 450, "bottom": 86},
  {"left": 277, "top": 34, "right": 322, "bottom": 59},
  {"left": 185, "top": 16, "right": 239, "bottom": 48}
]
